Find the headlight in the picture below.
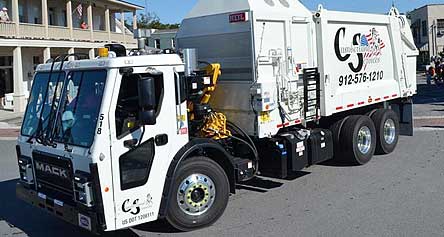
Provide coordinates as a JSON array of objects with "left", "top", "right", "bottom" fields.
[
  {"left": 74, "top": 171, "right": 95, "bottom": 207},
  {"left": 18, "top": 156, "right": 34, "bottom": 186}
]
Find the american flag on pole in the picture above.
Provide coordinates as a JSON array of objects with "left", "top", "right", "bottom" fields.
[{"left": 76, "top": 4, "right": 83, "bottom": 19}]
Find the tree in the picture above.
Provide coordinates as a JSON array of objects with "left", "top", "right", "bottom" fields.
[{"left": 137, "top": 12, "right": 180, "bottom": 30}]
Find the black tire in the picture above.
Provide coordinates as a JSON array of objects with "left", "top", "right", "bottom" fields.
[
  {"left": 371, "top": 109, "right": 400, "bottom": 155},
  {"left": 166, "top": 156, "right": 229, "bottom": 231},
  {"left": 340, "top": 115, "right": 376, "bottom": 165},
  {"left": 329, "top": 116, "right": 349, "bottom": 161}
]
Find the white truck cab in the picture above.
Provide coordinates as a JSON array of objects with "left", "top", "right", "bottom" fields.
[{"left": 16, "top": 50, "right": 253, "bottom": 232}]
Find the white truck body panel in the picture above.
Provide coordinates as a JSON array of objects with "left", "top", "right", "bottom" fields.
[
  {"left": 314, "top": 7, "right": 418, "bottom": 116},
  {"left": 177, "top": 0, "right": 418, "bottom": 138}
]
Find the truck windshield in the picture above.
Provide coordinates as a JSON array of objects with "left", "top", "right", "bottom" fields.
[
  {"left": 22, "top": 70, "right": 107, "bottom": 148},
  {"left": 21, "top": 72, "right": 66, "bottom": 137},
  {"left": 53, "top": 70, "right": 107, "bottom": 147}
]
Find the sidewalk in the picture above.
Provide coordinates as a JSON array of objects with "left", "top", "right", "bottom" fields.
[{"left": 0, "top": 110, "right": 23, "bottom": 140}]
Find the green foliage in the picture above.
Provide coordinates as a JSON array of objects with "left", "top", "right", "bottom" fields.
[{"left": 137, "top": 12, "right": 180, "bottom": 30}]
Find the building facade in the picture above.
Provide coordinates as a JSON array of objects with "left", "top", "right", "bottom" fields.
[
  {"left": 0, "top": 0, "right": 142, "bottom": 112},
  {"left": 409, "top": 4, "right": 444, "bottom": 65},
  {"left": 147, "top": 29, "right": 178, "bottom": 50}
]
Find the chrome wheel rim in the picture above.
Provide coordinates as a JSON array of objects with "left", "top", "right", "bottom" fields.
[
  {"left": 384, "top": 119, "right": 396, "bottom": 145},
  {"left": 177, "top": 173, "right": 216, "bottom": 216},
  {"left": 357, "top": 126, "right": 372, "bottom": 154}
]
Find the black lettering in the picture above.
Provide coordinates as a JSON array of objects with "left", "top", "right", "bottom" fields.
[
  {"left": 335, "top": 28, "right": 366, "bottom": 73},
  {"left": 334, "top": 27, "right": 351, "bottom": 62},
  {"left": 122, "top": 199, "right": 141, "bottom": 215},
  {"left": 348, "top": 34, "right": 364, "bottom": 73}
]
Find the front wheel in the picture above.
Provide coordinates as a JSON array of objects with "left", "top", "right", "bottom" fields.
[{"left": 166, "top": 156, "right": 229, "bottom": 231}]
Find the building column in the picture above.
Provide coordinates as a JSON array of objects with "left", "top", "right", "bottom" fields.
[
  {"left": 89, "top": 48, "right": 95, "bottom": 59},
  {"left": 105, "top": 7, "right": 111, "bottom": 42},
  {"left": 42, "top": 0, "right": 49, "bottom": 37},
  {"left": 87, "top": 2, "right": 93, "bottom": 41},
  {"left": 66, "top": 0, "right": 73, "bottom": 39},
  {"left": 120, "top": 11, "right": 126, "bottom": 45},
  {"left": 13, "top": 47, "right": 26, "bottom": 113},
  {"left": 132, "top": 11, "right": 137, "bottom": 31},
  {"left": 68, "top": 47, "right": 75, "bottom": 61},
  {"left": 43, "top": 47, "right": 51, "bottom": 62},
  {"left": 12, "top": 0, "right": 19, "bottom": 36}
]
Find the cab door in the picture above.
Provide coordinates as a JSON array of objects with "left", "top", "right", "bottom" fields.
[{"left": 108, "top": 69, "right": 173, "bottom": 229}]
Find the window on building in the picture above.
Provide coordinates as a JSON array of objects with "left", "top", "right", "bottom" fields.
[
  {"left": 33, "top": 56, "right": 42, "bottom": 70},
  {"left": 0, "top": 56, "right": 12, "bottom": 67},
  {"left": 62, "top": 10, "right": 67, "bottom": 27},
  {"left": 18, "top": 5, "right": 24, "bottom": 22},
  {"left": 48, "top": 8, "right": 54, "bottom": 25},
  {"left": 422, "top": 21, "right": 428, "bottom": 37},
  {"left": 0, "top": 56, "right": 13, "bottom": 94},
  {"left": 154, "top": 39, "right": 161, "bottom": 49},
  {"left": 438, "top": 19, "right": 444, "bottom": 32}
]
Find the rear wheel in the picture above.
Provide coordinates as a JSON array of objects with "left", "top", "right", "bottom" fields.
[
  {"left": 371, "top": 109, "right": 399, "bottom": 155},
  {"left": 329, "top": 116, "right": 349, "bottom": 161},
  {"left": 340, "top": 115, "right": 377, "bottom": 165},
  {"left": 166, "top": 156, "right": 229, "bottom": 231}
]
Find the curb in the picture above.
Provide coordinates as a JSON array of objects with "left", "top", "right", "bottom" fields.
[
  {"left": 0, "top": 137, "right": 17, "bottom": 141},
  {"left": 415, "top": 127, "right": 444, "bottom": 132},
  {"left": 414, "top": 116, "right": 444, "bottom": 120}
]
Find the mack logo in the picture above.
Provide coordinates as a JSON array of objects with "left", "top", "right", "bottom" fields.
[
  {"left": 334, "top": 27, "right": 386, "bottom": 73},
  {"left": 35, "top": 161, "right": 68, "bottom": 179}
]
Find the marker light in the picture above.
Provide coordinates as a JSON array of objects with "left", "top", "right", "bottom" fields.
[{"left": 98, "top": 48, "right": 109, "bottom": 58}]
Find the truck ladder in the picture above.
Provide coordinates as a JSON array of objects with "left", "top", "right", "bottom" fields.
[{"left": 303, "top": 68, "right": 321, "bottom": 122}]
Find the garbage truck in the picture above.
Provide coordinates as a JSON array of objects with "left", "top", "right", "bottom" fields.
[{"left": 15, "top": 0, "right": 418, "bottom": 233}]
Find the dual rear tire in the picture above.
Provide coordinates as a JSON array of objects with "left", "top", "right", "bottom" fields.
[{"left": 331, "top": 109, "right": 399, "bottom": 165}]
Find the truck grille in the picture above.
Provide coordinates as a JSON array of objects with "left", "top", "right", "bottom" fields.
[{"left": 33, "top": 151, "right": 74, "bottom": 197}]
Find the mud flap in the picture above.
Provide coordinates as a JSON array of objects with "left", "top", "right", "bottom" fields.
[{"left": 391, "top": 98, "right": 413, "bottom": 136}]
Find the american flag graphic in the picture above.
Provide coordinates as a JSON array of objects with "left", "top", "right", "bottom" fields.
[
  {"left": 362, "top": 28, "right": 385, "bottom": 70},
  {"left": 76, "top": 4, "right": 83, "bottom": 19}
]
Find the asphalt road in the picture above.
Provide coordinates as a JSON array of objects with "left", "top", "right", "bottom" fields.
[
  {"left": 413, "top": 73, "right": 444, "bottom": 118},
  {"left": 1, "top": 129, "right": 444, "bottom": 237}
]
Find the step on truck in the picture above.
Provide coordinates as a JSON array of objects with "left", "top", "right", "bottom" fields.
[{"left": 15, "top": 0, "right": 417, "bottom": 234}]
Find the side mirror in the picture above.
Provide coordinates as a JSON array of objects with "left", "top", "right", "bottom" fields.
[{"left": 138, "top": 76, "right": 157, "bottom": 125}]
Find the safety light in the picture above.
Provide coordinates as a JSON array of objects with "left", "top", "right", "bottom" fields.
[{"left": 98, "top": 48, "right": 109, "bottom": 58}]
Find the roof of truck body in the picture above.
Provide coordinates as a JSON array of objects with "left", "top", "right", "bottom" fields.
[
  {"left": 185, "top": 0, "right": 312, "bottom": 19},
  {"left": 35, "top": 54, "right": 184, "bottom": 72}
]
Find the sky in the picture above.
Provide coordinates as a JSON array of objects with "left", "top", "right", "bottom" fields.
[{"left": 127, "top": 0, "right": 444, "bottom": 24}]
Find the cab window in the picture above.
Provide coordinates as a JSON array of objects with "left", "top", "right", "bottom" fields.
[{"left": 115, "top": 72, "right": 164, "bottom": 138}]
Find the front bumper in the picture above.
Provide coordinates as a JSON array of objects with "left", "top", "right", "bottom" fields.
[{"left": 16, "top": 183, "right": 103, "bottom": 234}]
